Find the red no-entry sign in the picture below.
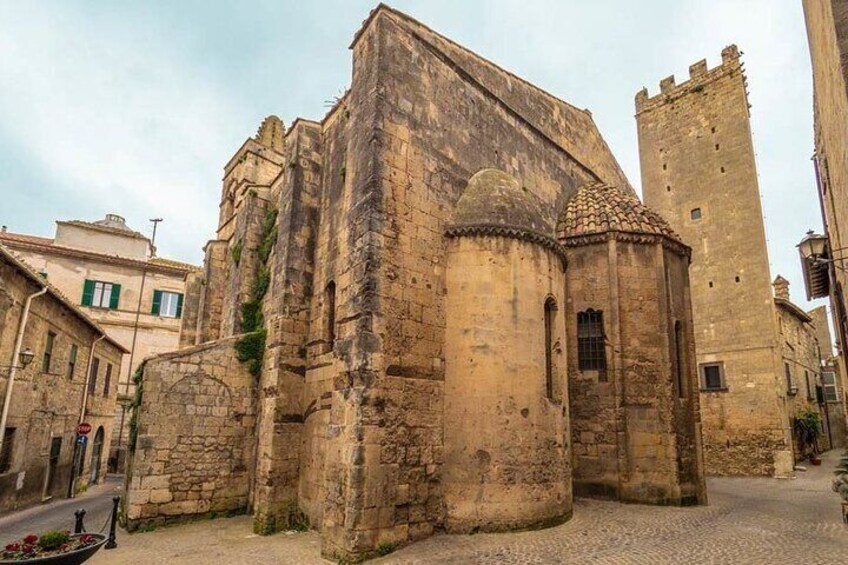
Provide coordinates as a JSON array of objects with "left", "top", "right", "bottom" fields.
[{"left": 77, "top": 422, "right": 92, "bottom": 435}]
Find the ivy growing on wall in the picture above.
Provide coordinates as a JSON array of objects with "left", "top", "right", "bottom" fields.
[
  {"left": 231, "top": 239, "right": 243, "bottom": 265},
  {"left": 234, "top": 208, "right": 278, "bottom": 377}
]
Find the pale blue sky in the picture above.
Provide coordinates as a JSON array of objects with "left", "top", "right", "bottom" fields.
[{"left": 0, "top": 1, "right": 827, "bottom": 312}]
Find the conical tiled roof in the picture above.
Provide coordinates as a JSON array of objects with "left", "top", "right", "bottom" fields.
[{"left": 558, "top": 182, "right": 683, "bottom": 244}]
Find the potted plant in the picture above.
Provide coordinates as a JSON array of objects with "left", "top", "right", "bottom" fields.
[
  {"left": 1, "top": 531, "right": 106, "bottom": 565},
  {"left": 793, "top": 407, "right": 823, "bottom": 465},
  {"left": 834, "top": 451, "right": 848, "bottom": 524}
]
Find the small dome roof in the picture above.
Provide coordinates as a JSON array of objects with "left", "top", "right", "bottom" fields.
[
  {"left": 452, "top": 169, "right": 553, "bottom": 237},
  {"left": 558, "top": 182, "right": 682, "bottom": 244}
]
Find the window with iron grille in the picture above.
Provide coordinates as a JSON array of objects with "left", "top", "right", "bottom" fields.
[
  {"left": 577, "top": 309, "right": 606, "bottom": 371},
  {"left": 700, "top": 363, "right": 725, "bottom": 390}
]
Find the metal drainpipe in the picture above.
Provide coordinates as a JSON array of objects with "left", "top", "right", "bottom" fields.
[
  {"left": 0, "top": 285, "right": 48, "bottom": 457},
  {"left": 68, "top": 333, "right": 105, "bottom": 499}
]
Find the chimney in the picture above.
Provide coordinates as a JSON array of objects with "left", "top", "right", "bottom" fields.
[{"left": 773, "top": 275, "right": 790, "bottom": 300}]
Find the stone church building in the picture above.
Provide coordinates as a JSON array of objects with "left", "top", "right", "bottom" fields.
[{"left": 126, "top": 5, "right": 706, "bottom": 559}]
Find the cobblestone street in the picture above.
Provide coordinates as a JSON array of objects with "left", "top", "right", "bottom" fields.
[{"left": 78, "top": 450, "right": 848, "bottom": 564}]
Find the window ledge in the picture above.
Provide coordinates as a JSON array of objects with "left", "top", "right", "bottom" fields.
[{"left": 700, "top": 387, "right": 729, "bottom": 393}]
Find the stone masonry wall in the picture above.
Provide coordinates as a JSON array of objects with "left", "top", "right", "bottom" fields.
[
  {"left": 0, "top": 255, "right": 122, "bottom": 514},
  {"left": 637, "top": 47, "right": 789, "bottom": 476},
  {"left": 195, "top": 241, "right": 227, "bottom": 344},
  {"left": 125, "top": 337, "right": 256, "bottom": 530},
  {"left": 444, "top": 236, "right": 571, "bottom": 533},
  {"left": 804, "top": 0, "right": 848, "bottom": 435},
  {"left": 565, "top": 237, "right": 705, "bottom": 504}
]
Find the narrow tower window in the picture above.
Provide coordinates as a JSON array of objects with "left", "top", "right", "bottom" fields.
[
  {"left": 577, "top": 309, "right": 606, "bottom": 372},
  {"left": 325, "top": 281, "right": 336, "bottom": 346},
  {"left": 690, "top": 208, "right": 702, "bottom": 220},
  {"left": 544, "top": 298, "right": 557, "bottom": 399},
  {"left": 674, "top": 321, "right": 685, "bottom": 399}
]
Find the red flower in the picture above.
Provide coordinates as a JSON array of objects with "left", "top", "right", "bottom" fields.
[
  {"left": 23, "top": 534, "right": 38, "bottom": 544},
  {"left": 79, "top": 534, "right": 95, "bottom": 546},
  {"left": 5, "top": 542, "right": 20, "bottom": 551}
]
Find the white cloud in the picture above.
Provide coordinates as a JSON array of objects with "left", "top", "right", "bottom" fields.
[{"left": 0, "top": 2, "right": 249, "bottom": 262}]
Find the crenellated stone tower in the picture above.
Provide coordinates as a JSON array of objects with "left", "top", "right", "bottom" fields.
[{"left": 636, "top": 46, "right": 795, "bottom": 477}]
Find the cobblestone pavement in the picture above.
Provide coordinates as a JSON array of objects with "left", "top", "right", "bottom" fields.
[
  {"left": 0, "top": 475, "right": 122, "bottom": 542},
  {"left": 85, "top": 451, "right": 848, "bottom": 564}
]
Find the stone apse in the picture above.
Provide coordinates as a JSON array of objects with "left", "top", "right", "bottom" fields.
[{"left": 125, "top": 4, "right": 706, "bottom": 560}]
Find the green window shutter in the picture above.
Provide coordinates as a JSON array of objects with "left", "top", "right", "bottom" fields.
[
  {"left": 175, "top": 293, "right": 184, "bottom": 319},
  {"left": 152, "top": 290, "right": 162, "bottom": 315},
  {"left": 81, "top": 280, "right": 95, "bottom": 306},
  {"left": 109, "top": 283, "right": 121, "bottom": 310}
]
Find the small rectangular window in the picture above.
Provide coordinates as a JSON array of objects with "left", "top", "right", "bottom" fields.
[
  {"left": 42, "top": 331, "right": 56, "bottom": 373},
  {"left": 0, "top": 427, "right": 15, "bottom": 473},
  {"left": 153, "top": 290, "right": 184, "bottom": 318},
  {"left": 82, "top": 280, "right": 121, "bottom": 309},
  {"left": 700, "top": 363, "right": 725, "bottom": 390},
  {"left": 577, "top": 310, "right": 606, "bottom": 372},
  {"left": 67, "top": 344, "right": 78, "bottom": 379},
  {"left": 88, "top": 357, "right": 100, "bottom": 395},
  {"left": 103, "top": 363, "right": 112, "bottom": 397},
  {"left": 691, "top": 208, "right": 702, "bottom": 220}
]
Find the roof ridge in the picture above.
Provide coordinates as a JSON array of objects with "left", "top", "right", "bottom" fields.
[{"left": 0, "top": 244, "right": 129, "bottom": 353}]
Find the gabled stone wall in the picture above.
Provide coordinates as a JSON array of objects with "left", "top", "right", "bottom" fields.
[{"left": 125, "top": 337, "right": 256, "bottom": 531}]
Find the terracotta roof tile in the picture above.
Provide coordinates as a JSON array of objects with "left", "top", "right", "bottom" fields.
[{"left": 558, "top": 182, "right": 683, "bottom": 244}]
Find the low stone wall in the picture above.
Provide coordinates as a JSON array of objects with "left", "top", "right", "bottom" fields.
[{"left": 125, "top": 337, "right": 256, "bottom": 531}]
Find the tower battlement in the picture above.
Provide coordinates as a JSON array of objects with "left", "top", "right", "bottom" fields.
[{"left": 635, "top": 45, "right": 744, "bottom": 114}]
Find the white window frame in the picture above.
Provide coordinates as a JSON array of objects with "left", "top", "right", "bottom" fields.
[
  {"left": 91, "top": 281, "right": 113, "bottom": 308},
  {"left": 822, "top": 371, "right": 839, "bottom": 403},
  {"left": 159, "top": 291, "right": 181, "bottom": 318}
]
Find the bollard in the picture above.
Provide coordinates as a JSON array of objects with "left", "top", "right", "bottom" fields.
[
  {"left": 105, "top": 496, "right": 120, "bottom": 549},
  {"left": 73, "top": 509, "right": 86, "bottom": 534}
]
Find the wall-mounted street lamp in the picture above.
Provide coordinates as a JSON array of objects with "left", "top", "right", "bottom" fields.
[
  {"left": 0, "top": 348, "right": 35, "bottom": 370},
  {"left": 798, "top": 230, "right": 833, "bottom": 300},
  {"left": 798, "top": 230, "right": 828, "bottom": 263}
]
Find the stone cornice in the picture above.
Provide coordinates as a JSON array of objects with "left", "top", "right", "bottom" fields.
[
  {"left": 445, "top": 223, "right": 568, "bottom": 263},
  {"left": 561, "top": 230, "right": 692, "bottom": 259}
]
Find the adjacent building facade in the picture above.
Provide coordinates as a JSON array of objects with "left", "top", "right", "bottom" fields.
[
  {"left": 802, "top": 0, "right": 848, "bottom": 440},
  {"left": 637, "top": 47, "right": 842, "bottom": 476},
  {"left": 0, "top": 245, "right": 126, "bottom": 514},
  {"left": 125, "top": 5, "right": 706, "bottom": 560},
  {"left": 0, "top": 216, "right": 197, "bottom": 472}
]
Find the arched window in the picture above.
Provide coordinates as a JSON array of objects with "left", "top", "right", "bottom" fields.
[
  {"left": 324, "top": 281, "right": 336, "bottom": 346},
  {"left": 544, "top": 297, "right": 557, "bottom": 399},
  {"left": 577, "top": 309, "right": 606, "bottom": 372},
  {"left": 674, "top": 320, "right": 685, "bottom": 398}
]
